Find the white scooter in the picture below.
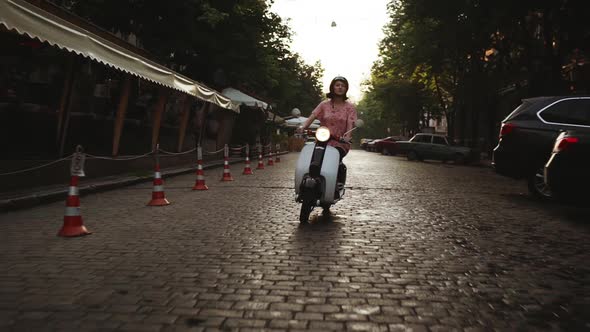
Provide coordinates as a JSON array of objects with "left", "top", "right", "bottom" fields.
[{"left": 294, "top": 120, "right": 363, "bottom": 223}]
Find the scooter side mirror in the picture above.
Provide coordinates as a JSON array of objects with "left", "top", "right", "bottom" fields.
[{"left": 342, "top": 119, "right": 365, "bottom": 137}]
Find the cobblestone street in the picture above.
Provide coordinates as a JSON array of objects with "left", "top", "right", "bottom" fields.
[{"left": 1, "top": 150, "right": 589, "bottom": 331}]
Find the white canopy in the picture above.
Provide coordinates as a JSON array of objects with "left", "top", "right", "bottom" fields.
[
  {"left": 0, "top": 0, "right": 240, "bottom": 112},
  {"left": 267, "top": 111, "right": 284, "bottom": 124},
  {"left": 285, "top": 116, "right": 320, "bottom": 129},
  {"left": 221, "top": 87, "right": 268, "bottom": 110}
]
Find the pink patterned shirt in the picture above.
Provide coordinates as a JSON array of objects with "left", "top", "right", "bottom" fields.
[{"left": 311, "top": 99, "right": 358, "bottom": 154}]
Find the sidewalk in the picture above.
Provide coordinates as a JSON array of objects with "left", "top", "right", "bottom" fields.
[{"left": 0, "top": 152, "right": 288, "bottom": 212}]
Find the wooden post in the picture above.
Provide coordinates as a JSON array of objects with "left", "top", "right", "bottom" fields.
[
  {"left": 111, "top": 75, "right": 133, "bottom": 156},
  {"left": 194, "top": 102, "right": 209, "bottom": 146},
  {"left": 58, "top": 57, "right": 81, "bottom": 157},
  {"left": 176, "top": 95, "right": 192, "bottom": 152},
  {"left": 151, "top": 87, "right": 169, "bottom": 150},
  {"left": 56, "top": 55, "right": 75, "bottom": 143},
  {"left": 216, "top": 108, "right": 236, "bottom": 150}
]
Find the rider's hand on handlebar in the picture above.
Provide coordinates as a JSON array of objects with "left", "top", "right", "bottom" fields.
[{"left": 339, "top": 137, "right": 351, "bottom": 144}]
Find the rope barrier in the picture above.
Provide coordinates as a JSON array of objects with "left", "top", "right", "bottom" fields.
[
  {"left": 0, "top": 155, "right": 73, "bottom": 176},
  {"left": 85, "top": 150, "right": 154, "bottom": 161},
  {"left": 158, "top": 147, "right": 197, "bottom": 156},
  {"left": 203, "top": 147, "right": 225, "bottom": 155},
  {"left": 0, "top": 142, "right": 273, "bottom": 177}
]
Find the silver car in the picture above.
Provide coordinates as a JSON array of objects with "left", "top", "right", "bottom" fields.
[{"left": 396, "top": 133, "right": 478, "bottom": 164}]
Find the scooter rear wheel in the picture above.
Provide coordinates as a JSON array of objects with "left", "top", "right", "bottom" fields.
[{"left": 299, "top": 201, "right": 314, "bottom": 223}]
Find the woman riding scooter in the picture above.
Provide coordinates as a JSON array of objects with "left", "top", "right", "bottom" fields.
[
  {"left": 297, "top": 76, "right": 358, "bottom": 185},
  {"left": 295, "top": 76, "right": 358, "bottom": 220}
]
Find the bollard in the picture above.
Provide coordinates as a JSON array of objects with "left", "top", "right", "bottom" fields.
[
  {"left": 193, "top": 145, "right": 209, "bottom": 190},
  {"left": 58, "top": 145, "right": 91, "bottom": 237},
  {"left": 221, "top": 144, "right": 234, "bottom": 181},
  {"left": 275, "top": 143, "right": 281, "bottom": 162},
  {"left": 147, "top": 145, "right": 171, "bottom": 206},
  {"left": 256, "top": 144, "right": 265, "bottom": 170},
  {"left": 267, "top": 144, "right": 275, "bottom": 166},
  {"left": 243, "top": 144, "right": 253, "bottom": 175}
]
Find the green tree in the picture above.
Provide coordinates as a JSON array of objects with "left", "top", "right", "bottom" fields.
[
  {"left": 364, "top": 0, "right": 590, "bottom": 151},
  {"left": 67, "top": 0, "right": 324, "bottom": 115}
]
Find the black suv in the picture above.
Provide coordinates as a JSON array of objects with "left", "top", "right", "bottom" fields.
[
  {"left": 544, "top": 130, "right": 590, "bottom": 202},
  {"left": 492, "top": 96, "right": 590, "bottom": 198}
]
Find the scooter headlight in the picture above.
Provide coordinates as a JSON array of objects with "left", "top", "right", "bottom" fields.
[{"left": 315, "top": 126, "right": 331, "bottom": 142}]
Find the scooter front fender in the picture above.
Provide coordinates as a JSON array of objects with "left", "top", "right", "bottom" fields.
[{"left": 294, "top": 144, "right": 339, "bottom": 204}]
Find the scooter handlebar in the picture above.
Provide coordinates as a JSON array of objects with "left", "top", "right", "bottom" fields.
[{"left": 331, "top": 135, "right": 351, "bottom": 144}]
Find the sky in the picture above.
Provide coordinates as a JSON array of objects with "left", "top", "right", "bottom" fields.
[{"left": 270, "top": 0, "right": 391, "bottom": 103}]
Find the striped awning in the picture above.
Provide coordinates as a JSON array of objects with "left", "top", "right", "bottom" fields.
[{"left": 0, "top": 0, "right": 240, "bottom": 112}]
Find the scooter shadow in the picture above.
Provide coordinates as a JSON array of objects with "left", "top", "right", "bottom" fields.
[
  {"left": 290, "top": 212, "right": 345, "bottom": 259},
  {"left": 298, "top": 210, "right": 343, "bottom": 230}
]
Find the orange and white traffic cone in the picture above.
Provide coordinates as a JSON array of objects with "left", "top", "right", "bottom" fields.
[
  {"left": 256, "top": 144, "right": 265, "bottom": 170},
  {"left": 193, "top": 146, "right": 208, "bottom": 190},
  {"left": 58, "top": 175, "right": 91, "bottom": 237},
  {"left": 147, "top": 163, "right": 170, "bottom": 206},
  {"left": 243, "top": 144, "right": 253, "bottom": 175},
  {"left": 275, "top": 143, "right": 281, "bottom": 163},
  {"left": 267, "top": 145, "right": 275, "bottom": 166},
  {"left": 221, "top": 144, "right": 234, "bottom": 181}
]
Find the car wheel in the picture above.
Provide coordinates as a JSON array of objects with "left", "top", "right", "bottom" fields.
[
  {"left": 454, "top": 153, "right": 465, "bottom": 164},
  {"left": 527, "top": 167, "right": 552, "bottom": 199},
  {"left": 382, "top": 148, "right": 389, "bottom": 155},
  {"left": 407, "top": 150, "right": 418, "bottom": 161}
]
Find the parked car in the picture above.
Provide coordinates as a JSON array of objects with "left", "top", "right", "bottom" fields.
[
  {"left": 395, "top": 133, "right": 478, "bottom": 163},
  {"left": 366, "top": 139, "right": 377, "bottom": 152},
  {"left": 360, "top": 138, "right": 374, "bottom": 150},
  {"left": 492, "top": 96, "right": 590, "bottom": 198},
  {"left": 544, "top": 130, "right": 590, "bottom": 202},
  {"left": 374, "top": 136, "right": 407, "bottom": 155}
]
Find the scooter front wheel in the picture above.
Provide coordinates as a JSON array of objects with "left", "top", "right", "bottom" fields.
[{"left": 299, "top": 201, "right": 314, "bottom": 223}]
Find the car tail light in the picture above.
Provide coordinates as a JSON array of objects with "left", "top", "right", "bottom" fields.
[
  {"left": 553, "top": 135, "right": 579, "bottom": 153},
  {"left": 499, "top": 123, "right": 515, "bottom": 138}
]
